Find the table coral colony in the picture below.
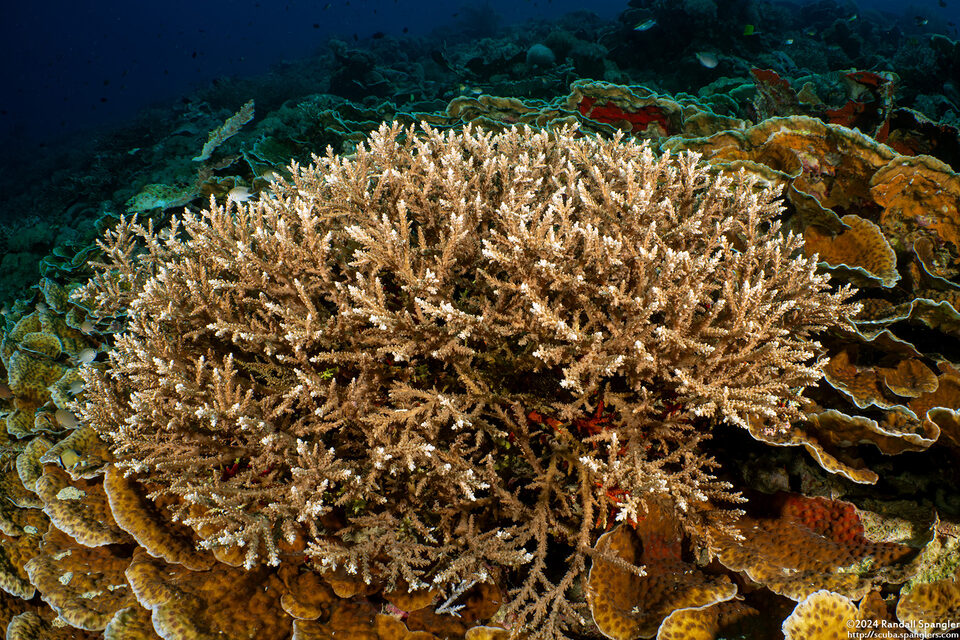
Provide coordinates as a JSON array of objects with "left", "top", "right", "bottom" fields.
[{"left": 1, "top": 73, "right": 960, "bottom": 640}]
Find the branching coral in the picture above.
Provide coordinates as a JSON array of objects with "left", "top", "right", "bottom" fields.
[{"left": 73, "top": 122, "right": 855, "bottom": 638}]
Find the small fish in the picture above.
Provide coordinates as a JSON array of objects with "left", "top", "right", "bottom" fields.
[
  {"left": 847, "top": 13, "right": 858, "bottom": 21},
  {"left": 695, "top": 51, "right": 719, "bottom": 68},
  {"left": 784, "top": 38, "right": 794, "bottom": 45},
  {"left": 55, "top": 409, "right": 80, "bottom": 429},
  {"left": 260, "top": 170, "right": 282, "bottom": 184},
  {"left": 77, "top": 348, "right": 98, "bottom": 364},
  {"left": 634, "top": 19, "right": 657, "bottom": 32},
  {"left": 804, "top": 27, "right": 817, "bottom": 36},
  {"left": 743, "top": 24, "right": 756, "bottom": 36},
  {"left": 59, "top": 448, "right": 81, "bottom": 468},
  {"left": 227, "top": 186, "right": 252, "bottom": 204},
  {"left": 939, "top": 0, "right": 946, "bottom": 7},
  {"left": 915, "top": 15, "right": 929, "bottom": 26}
]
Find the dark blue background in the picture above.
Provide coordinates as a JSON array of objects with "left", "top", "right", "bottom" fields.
[
  {"left": 1, "top": 0, "right": 956, "bottom": 151},
  {"left": 0, "top": 0, "right": 622, "bottom": 148}
]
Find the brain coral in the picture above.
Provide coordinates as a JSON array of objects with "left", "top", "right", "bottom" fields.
[{"left": 74, "top": 123, "right": 855, "bottom": 638}]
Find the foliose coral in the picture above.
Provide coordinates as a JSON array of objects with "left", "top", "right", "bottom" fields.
[{"left": 74, "top": 122, "right": 855, "bottom": 638}]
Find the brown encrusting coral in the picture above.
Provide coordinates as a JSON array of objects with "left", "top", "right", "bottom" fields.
[{"left": 73, "top": 123, "right": 855, "bottom": 637}]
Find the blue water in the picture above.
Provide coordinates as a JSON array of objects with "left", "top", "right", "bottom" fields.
[
  {"left": 2, "top": 0, "right": 956, "bottom": 151},
  {"left": 1, "top": 0, "right": 623, "bottom": 149}
]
